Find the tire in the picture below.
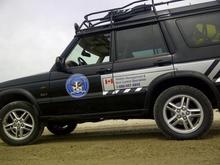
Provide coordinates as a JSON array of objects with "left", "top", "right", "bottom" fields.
[
  {"left": 0, "top": 101, "right": 44, "bottom": 146},
  {"left": 154, "top": 85, "right": 213, "bottom": 140},
  {"left": 47, "top": 122, "right": 77, "bottom": 136}
]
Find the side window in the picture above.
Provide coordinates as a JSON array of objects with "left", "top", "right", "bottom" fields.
[
  {"left": 177, "top": 12, "right": 220, "bottom": 47},
  {"left": 116, "top": 24, "right": 168, "bottom": 60},
  {"left": 65, "top": 33, "right": 110, "bottom": 68}
]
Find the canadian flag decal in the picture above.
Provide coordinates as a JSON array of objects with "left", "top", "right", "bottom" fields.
[
  {"left": 105, "top": 78, "right": 113, "bottom": 84},
  {"left": 102, "top": 76, "right": 114, "bottom": 91}
]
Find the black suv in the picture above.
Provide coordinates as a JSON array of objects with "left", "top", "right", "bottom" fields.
[{"left": 1, "top": 0, "right": 220, "bottom": 146}]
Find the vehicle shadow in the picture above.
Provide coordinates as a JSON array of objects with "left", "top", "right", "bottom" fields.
[
  {"left": 37, "top": 121, "right": 220, "bottom": 145},
  {"left": 38, "top": 127, "right": 163, "bottom": 144}
]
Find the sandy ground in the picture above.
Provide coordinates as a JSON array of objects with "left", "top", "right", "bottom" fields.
[{"left": 0, "top": 112, "right": 220, "bottom": 165}]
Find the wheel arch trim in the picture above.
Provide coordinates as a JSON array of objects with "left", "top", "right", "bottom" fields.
[
  {"left": 0, "top": 88, "right": 40, "bottom": 115},
  {"left": 144, "top": 71, "right": 220, "bottom": 113}
]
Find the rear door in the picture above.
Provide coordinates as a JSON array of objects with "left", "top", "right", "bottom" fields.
[{"left": 104, "top": 23, "right": 174, "bottom": 110}]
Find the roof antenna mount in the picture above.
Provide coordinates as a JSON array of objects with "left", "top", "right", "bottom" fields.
[
  {"left": 188, "top": 0, "right": 192, "bottom": 6},
  {"left": 152, "top": 0, "right": 158, "bottom": 16}
]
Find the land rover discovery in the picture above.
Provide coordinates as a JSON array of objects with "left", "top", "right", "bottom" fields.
[{"left": 0, "top": 0, "right": 220, "bottom": 146}]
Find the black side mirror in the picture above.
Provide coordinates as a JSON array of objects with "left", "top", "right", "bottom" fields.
[
  {"left": 74, "top": 23, "right": 80, "bottom": 34},
  {"left": 55, "top": 56, "right": 64, "bottom": 71}
]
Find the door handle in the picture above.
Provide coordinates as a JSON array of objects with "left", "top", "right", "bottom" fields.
[
  {"left": 97, "top": 68, "right": 112, "bottom": 74},
  {"left": 154, "top": 60, "right": 171, "bottom": 67}
]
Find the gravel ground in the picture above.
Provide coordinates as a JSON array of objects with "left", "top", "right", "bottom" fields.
[{"left": 0, "top": 112, "right": 220, "bottom": 165}]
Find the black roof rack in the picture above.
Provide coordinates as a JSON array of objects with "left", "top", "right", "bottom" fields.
[
  {"left": 77, "top": 0, "right": 218, "bottom": 32},
  {"left": 77, "top": 0, "right": 185, "bottom": 32}
]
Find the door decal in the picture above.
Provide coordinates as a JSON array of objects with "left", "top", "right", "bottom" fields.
[
  {"left": 66, "top": 74, "right": 89, "bottom": 98},
  {"left": 101, "top": 74, "right": 114, "bottom": 91},
  {"left": 101, "top": 66, "right": 173, "bottom": 96}
]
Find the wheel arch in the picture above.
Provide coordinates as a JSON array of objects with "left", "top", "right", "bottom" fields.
[
  {"left": 0, "top": 89, "right": 40, "bottom": 115},
  {"left": 145, "top": 71, "right": 220, "bottom": 118}
]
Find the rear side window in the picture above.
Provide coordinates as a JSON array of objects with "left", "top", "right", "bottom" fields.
[
  {"left": 116, "top": 24, "right": 168, "bottom": 60},
  {"left": 177, "top": 12, "right": 220, "bottom": 48}
]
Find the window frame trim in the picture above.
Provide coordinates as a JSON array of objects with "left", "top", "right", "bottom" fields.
[{"left": 113, "top": 52, "right": 171, "bottom": 63}]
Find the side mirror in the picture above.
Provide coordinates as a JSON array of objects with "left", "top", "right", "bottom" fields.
[
  {"left": 55, "top": 56, "right": 64, "bottom": 71},
  {"left": 74, "top": 23, "right": 80, "bottom": 34}
]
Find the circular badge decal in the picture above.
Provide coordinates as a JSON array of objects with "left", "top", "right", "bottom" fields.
[{"left": 66, "top": 74, "right": 89, "bottom": 98}]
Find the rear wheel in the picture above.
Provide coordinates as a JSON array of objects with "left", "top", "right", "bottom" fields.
[
  {"left": 154, "top": 85, "right": 213, "bottom": 139},
  {"left": 0, "top": 101, "right": 44, "bottom": 146},
  {"left": 47, "top": 122, "right": 77, "bottom": 136}
]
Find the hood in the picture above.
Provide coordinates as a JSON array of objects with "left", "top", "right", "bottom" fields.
[{"left": 0, "top": 72, "right": 50, "bottom": 89}]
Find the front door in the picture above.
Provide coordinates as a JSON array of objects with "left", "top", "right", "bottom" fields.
[{"left": 46, "top": 32, "right": 114, "bottom": 116}]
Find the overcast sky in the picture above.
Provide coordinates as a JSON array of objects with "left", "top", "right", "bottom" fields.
[{"left": 0, "top": 0, "right": 214, "bottom": 82}]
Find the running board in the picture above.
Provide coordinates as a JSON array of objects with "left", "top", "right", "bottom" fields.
[{"left": 40, "top": 109, "right": 147, "bottom": 123}]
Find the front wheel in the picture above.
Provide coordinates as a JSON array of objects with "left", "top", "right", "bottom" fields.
[
  {"left": 0, "top": 101, "right": 44, "bottom": 146},
  {"left": 47, "top": 122, "right": 77, "bottom": 136},
  {"left": 154, "top": 85, "right": 213, "bottom": 140}
]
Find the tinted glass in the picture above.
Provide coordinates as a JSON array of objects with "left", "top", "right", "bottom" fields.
[
  {"left": 65, "top": 33, "right": 110, "bottom": 68},
  {"left": 116, "top": 24, "right": 168, "bottom": 60},
  {"left": 177, "top": 12, "right": 220, "bottom": 47}
]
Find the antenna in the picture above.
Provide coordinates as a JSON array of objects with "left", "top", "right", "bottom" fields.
[
  {"left": 152, "top": 0, "right": 158, "bottom": 16},
  {"left": 187, "top": 0, "right": 192, "bottom": 5}
]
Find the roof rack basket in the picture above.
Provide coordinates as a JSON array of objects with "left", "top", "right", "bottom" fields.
[{"left": 77, "top": 0, "right": 186, "bottom": 31}]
